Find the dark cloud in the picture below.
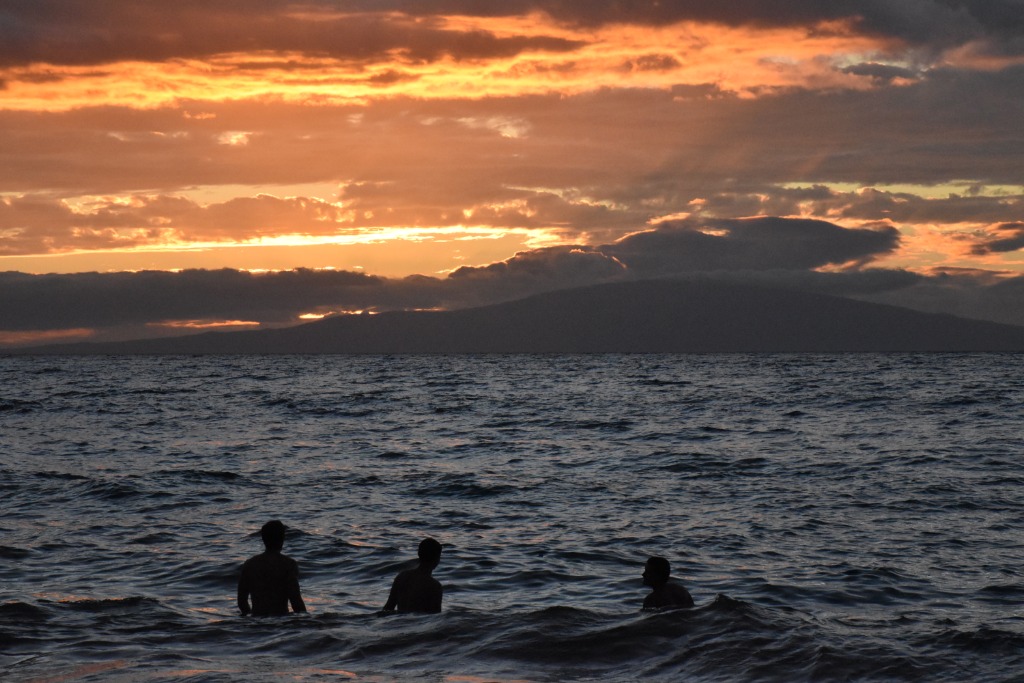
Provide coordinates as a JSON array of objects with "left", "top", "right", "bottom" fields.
[
  {"left": 605, "top": 217, "right": 900, "bottom": 274},
  {"left": 445, "top": 246, "right": 627, "bottom": 306},
  {"left": 0, "top": 268, "right": 387, "bottom": 330},
  {"left": 441, "top": 217, "right": 902, "bottom": 305},
  {"left": 622, "top": 54, "right": 682, "bottom": 72},
  {"left": 0, "top": 2, "right": 582, "bottom": 68},
  {"left": 337, "top": 0, "right": 1024, "bottom": 51},
  {"left": 688, "top": 187, "right": 1024, "bottom": 225},
  {"left": 640, "top": 65, "right": 1024, "bottom": 188},
  {"left": 970, "top": 222, "right": 1024, "bottom": 254},
  {"left": 842, "top": 62, "right": 920, "bottom": 83},
  {"left": 837, "top": 190, "right": 1024, "bottom": 224}
]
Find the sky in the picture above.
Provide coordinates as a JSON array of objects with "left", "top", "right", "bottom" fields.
[{"left": 2, "top": 0, "right": 1024, "bottom": 346}]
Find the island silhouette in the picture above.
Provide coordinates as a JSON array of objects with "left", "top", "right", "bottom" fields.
[{"left": 8, "top": 278, "right": 1024, "bottom": 354}]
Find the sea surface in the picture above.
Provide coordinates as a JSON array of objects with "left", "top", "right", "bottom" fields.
[{"left": 2, "top": 354, "right": 1023, "bottom": 682}]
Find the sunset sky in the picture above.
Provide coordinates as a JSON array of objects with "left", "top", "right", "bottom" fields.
[{"left": 2, "top": 1, "right": 1023, "bottom": 346}]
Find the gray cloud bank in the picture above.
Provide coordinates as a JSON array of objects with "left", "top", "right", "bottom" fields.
[{"left": 3, "top": 217, "right": 1022, "bottom": 347}]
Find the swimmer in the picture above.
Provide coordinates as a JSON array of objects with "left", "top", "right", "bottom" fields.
[
  {"left": 642, "top": 556, "right": 694, "bottom": 609},
  {"left": 237, "top": 520, "right": 307, "bottom": 616},
  {"left": 382, "top": 538, "right": 443, "bottom": 613}
]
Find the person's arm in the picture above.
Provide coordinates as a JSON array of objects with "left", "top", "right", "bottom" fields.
[
  {"left": 237, "top": 565, "right": 251, "bottom": 615},
  {"left": 288, "top": 560, "right": 307, "bottom": 613},
  {"left": 678, "top": 584, "right": 694, "bottom": 608},
  {"left": 382, "top": 575, "right": 399, "bottom": 612}
]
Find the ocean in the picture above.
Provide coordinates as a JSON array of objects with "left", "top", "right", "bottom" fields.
[{"left": 2, "top": 353, "right": 1023, "bottom": 682}]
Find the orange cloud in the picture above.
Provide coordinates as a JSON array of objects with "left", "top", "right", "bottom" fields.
[
  {"left": 0, "top": 18, "right": 898, "bottom": 112},
  {"left": 149, "top": 319, "right": 261, "bottom": 329}
]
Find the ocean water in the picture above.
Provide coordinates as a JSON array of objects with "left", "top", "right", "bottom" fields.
[{"left": 1, "top": 353, "right": 1023, "bottom": 682}]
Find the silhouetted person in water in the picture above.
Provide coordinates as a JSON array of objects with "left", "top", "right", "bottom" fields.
[
  {"left": 237, "top": 520, "right": 307, "bottom": 616},
  {"left": 642, "top": 556, "right": 694, "bottom": 610},
  {"left": 382, "top": 538, "right": 443, "bottom": 613}
]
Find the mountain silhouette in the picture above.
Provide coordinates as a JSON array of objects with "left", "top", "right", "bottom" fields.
[{"left": 9, "top": 278, "right": 1024, "bottom": 354}]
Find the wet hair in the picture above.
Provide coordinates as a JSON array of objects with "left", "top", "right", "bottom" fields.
[
  {"left": 646, "top": 556, "right": 671, "bottom": 580},
  {"left": 418, "top": 537, "right": 443, "bottom": 564},
  {"left": 261, "top": 520, "right": 286, "bottom": 551}
]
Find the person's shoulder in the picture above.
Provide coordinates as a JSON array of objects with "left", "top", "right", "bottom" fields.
[
  {"left": 241, "top": 553, "right": 263, "bottom": 569},
  {"left": 669, "top": 581, "right": 692, "bottom": 595},
  {"left": 272, "top": 553, "right": 299, "bottom": 574},
  {"left": 667, "top": 582, "right": 694, "bottom": 606}
]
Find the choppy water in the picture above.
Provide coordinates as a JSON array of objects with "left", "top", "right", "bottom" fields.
[{"left": 2, "top": 354, "right": 1023, "bottom": 682}]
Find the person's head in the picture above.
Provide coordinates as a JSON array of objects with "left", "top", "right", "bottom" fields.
[
  {"left": 643, "top": 556, "right": 671, "bottom": 587},
  {"left": 261, "top": 520, "right": 286, "bottom": 552},
  {"left": 418, "top": 537, "right": 443, "bottom": 570}
]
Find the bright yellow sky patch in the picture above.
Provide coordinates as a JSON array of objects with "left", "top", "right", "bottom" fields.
[{"left": 0, "top": 226, "right": 560, "bottom": 276}]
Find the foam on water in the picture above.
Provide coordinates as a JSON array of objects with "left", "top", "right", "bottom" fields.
[{"left": 2, "top": 354, "right": 1023, "bottom": 681}]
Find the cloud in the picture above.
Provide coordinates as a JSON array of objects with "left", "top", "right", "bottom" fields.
[
  {"left": 684, "top": 186, "right": 1024, "bottom": 226},
  {"left": 3, "top": 215, "right": 1024, "bottom": 347},
  {"left": 0, "top": 1, "right": 1020, "bottom": 335},
  {"left": 448, "top": 218, "right": 900, "bottom": 284},
  {"left": 841, "top": 62, "right": 920, "bottom": 83},
  {"left": 444, "top": 246, "right": 627, "bottom": 306},
  {"left": 0, "top": 194, "right": 357, "bottom": 255},
  {"left": 0, "top": 217, "right": 900, "bottom": 333},
  {"left": 0, "top": 268, "right": 387, "bottom": 331},
  {"left": 607, "top": 217, "right": 901, "bottom": 274},
  {"left": 3, "top": 1, "right": 1021, "bottom": 83},
  {"left": 0, "top": 3, "right": 582, "bottom": 68},
  {"left": 970, "top": 222, "right": 1024, "bottom": 254},
  {"left": 437, "top": 217, "right": 903, "bottom": 305},
  {"left": 3, "top": 58, "right": 1018, "bottom": 205},
  {"left": 1, "top": 64, "right": 1021, "bottom": 265},
  {"left": 336, "top": 0, "right": 1024, "bottom": 51}
]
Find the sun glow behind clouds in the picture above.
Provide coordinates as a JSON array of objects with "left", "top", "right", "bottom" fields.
[
  {"left": 0, "top": 12, "right": 940, "bottom": 277},
  {"left": 150, "top": 319, "right": 261, "bottom": 329},
  {"left": 0, "top": 328, "right": 95, "bottom": 346},
  {"left": 0, "top": 224, "right": 566, "bottom": 276}
]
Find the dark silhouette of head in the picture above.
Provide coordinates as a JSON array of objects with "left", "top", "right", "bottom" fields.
[
  {"left": 643, "top": 556, "right": 671, "bottom": 588},
  {"left": 418, "top": 537, "right": 443, "bottom": 571},
  {"left": 261, "top": 520, "right": 286, "bottom": 553}
]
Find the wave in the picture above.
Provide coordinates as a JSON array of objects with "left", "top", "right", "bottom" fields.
[
  {"left": 156, "top": 469, "right": 244, "bottom": 483},
  {"left": 44, "top": 596, "right": 163, "bottom": 613},
  {"left": 412, "top": 474, "right": 522, "bottom": 498},
  {"left": 0, "top": 593, "right": 1008, "bottom": 682},
  {"left": 923, "top": 626, "right": 1024, "bottom": 656},
  {"left": 0, "top": 601, "right": 50, "bottom": 621},
  {"left": 0, "top": 398, "right": 42, "bottom": 413},
  {"left": 0, "top": 545, "right": 32, "bottom": 559},
  {"left": 548, "top": 418, "right": 636, "bottom": 432}
]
